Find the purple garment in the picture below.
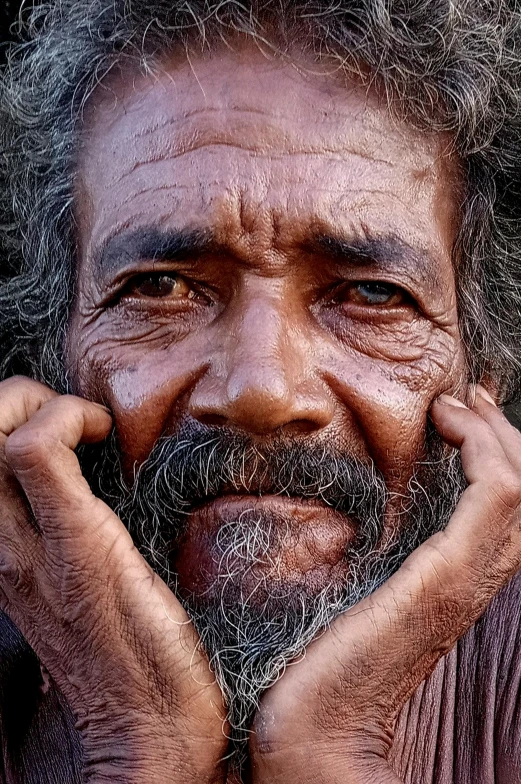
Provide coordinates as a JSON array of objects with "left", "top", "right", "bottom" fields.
[{"left": 390, "top": 570, "right": 521, "bottom": 782}]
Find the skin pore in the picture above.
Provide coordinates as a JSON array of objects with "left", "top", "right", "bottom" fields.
[{"left": 68, "top": 43, "right": 465, "bottom": 602}]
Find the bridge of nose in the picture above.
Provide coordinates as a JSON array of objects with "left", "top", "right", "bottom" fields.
[{"left": 188, "top": 278, "right": 335, "bottom": 435}]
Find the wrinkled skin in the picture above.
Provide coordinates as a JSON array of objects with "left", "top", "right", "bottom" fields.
[
  {"left": 0, "top": 45, "right": 521, "bottom": 783},
  {"left": 71, "top": 47, "right": 464, "bottom": 589}
]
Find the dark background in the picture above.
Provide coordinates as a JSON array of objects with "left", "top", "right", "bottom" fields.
[
  {"left": 0, "top": 0, "right": 17, "bottom": 28},
  {"left": 0, "top": 0, "right": 520, "bottom": 427},
  {"left": 1, "top": 1, "right": 19, "bottom": 57}
]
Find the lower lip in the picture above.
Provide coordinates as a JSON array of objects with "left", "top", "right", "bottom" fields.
[
  {"left": 173, "top": 494, "right": 357, "bottom": 593},
  {"left": 194, "top": 492, "right": 348, "bottom": 516}
]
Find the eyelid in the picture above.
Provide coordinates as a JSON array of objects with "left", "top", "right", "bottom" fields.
[{"left": 125, "top": 270, "right": 181, "bottom": 290}]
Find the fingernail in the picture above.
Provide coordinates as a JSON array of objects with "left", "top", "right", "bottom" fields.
[
  {"left": 93, "top": 402, "right": 112, "bottom": 415},
  {"left": 475, "top": 385, "right": 497, "bottom": 407},
  {"left": 437, "top": 394, "right": 468, "bottom": 409}
]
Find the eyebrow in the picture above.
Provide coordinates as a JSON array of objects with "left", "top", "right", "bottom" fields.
[
  {"left": 93, "top": 227, "right": 214, "bottom": 280},
  {"left": 309, "top": 233, "right": 439, "bottom": 281},
  {"left": 92, "top": 225, "right": 440, "bottom": 287}
]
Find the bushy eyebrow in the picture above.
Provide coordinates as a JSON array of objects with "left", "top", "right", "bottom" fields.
[
  {"left": 93, "top": 227, "right": 214, "bottom": 280},
  {"left": 308, "top": 233, "right": 439, "bottom": 282},
  {"left": 93, "top": 225, "right": 441, "bottom": 288}
]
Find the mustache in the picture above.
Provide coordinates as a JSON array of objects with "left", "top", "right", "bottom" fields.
[
  {"left": 118, "top": 419, "right": 388, "bottom": 522},
  {"left": 80, "top": 418, "right": 389, "bottom": 565}
]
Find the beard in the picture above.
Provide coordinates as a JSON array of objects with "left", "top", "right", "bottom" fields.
[{"left": 79, "top": 418, "right": 466, "bottom": 765}]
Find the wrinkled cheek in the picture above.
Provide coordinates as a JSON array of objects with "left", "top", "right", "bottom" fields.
[
  {"left": 66, "top": 329, "right": 208, "bottom": 473},
  {"left": 323, "top": 343, "right": 466, "bottom": 495}
]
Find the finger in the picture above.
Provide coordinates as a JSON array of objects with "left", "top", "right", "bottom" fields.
[
  {"left": 5, "top": 393, "right": 111, "bottom": 468},
  {"left": 416, "top": 391, "right": 521, "bottom": 588},
  {"left": 4, "top": 394, "right": 112, "bottom": 520},
  {"left": 328, "top": 499, "right": 520, "bottom": 714},
  {"left": 5, "top": 392, "right": 111, "bottom": 455},
  {"left": 0, "top": 377, "right": 59, "bottom": 440},
  {"left": 0, "top": 378, "right": 54, "bottom": 569},
  {"left": 323, "top": 398, "right": 521, "bottom": 708},
  {"left": 4, "top": 396, "right": 194, "bottom": 630},
  {"left": 0, "top": 391, "right": 201, "bottom": 688},
  {"left": 470, "top": 385, "right": 521, "bottom": 471},
  {"left": 431, "top": 394, "right": 512, "bottom": 485}
]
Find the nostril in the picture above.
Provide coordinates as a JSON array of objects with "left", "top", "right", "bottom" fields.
[
  {"left": 280, "top": 418, "right": 323, "bottom": 435},
  {"left": 196, "top": 413, "right": 229, "bottom": 427}
]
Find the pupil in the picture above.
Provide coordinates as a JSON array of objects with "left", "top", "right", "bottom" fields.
[{"left": 139, "top": 275, "right": 175, "bottom": 298}]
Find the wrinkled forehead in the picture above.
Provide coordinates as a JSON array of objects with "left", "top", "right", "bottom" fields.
[{"left": 76, "top": 44, "right": 460, "bottom": 268}]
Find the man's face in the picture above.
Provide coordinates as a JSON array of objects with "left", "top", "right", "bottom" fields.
[{"left": 68, "top": 44, "right": 464, "bottom": 611}]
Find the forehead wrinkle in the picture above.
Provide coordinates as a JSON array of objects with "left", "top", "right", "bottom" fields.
[
  {"left": 83, "top": 87, "right": 416, "bottom": 178},
  {"left": 84, "top": 180, "right": 453, "bottom": 284},
  {"left": 84, "top": 142, "right": 398, "bottom": 196},
  {"left": 80, "top": 176, "right": 453, "bottom": 291},
  {"left": 87, "top": 44, "right": 439, "bottom": 162},
  {"left": 116, "top": 115, "right": 398, "bottom": 162},
  {"left": 78, "top": 53, "right": 459, "bottom": 291}
]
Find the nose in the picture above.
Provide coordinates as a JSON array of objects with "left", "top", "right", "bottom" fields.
[{"left": 188, "top": 294, "right": 334, "bottom": 435}]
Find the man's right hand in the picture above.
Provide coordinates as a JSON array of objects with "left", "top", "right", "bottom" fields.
[{"left": 0, "top": 377, "right": 228, "bottom": 784}]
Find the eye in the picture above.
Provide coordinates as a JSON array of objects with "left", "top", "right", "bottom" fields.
[
  {"left": 126, "top": 273, "right": 195, "bottom": 300},
  {"left": 343, "top": 281, "right": 408, "bottom": 307}
]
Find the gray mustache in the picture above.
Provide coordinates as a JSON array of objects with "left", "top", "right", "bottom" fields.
[{"left": 122, "top": 419, "right": 388, "bottom": 523}]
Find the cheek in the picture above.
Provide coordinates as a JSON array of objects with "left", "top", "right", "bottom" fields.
[
  {"left": 323, "top": 330, "right": 466, "bottom": 491},
  {"left": 67, "top": 326, "right": 209, "bottom": 472}
]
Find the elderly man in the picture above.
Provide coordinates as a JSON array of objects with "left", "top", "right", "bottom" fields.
[{"left": 1, "top": 1, "right": 521, "bottom": 782}]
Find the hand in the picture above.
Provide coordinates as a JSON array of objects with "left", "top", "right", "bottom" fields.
[
  {"left": 0, "top": 377, "right": 228, "bottom": 784},
  {"left": 250, "top": 386, "right": 521, "bottom": 784}
]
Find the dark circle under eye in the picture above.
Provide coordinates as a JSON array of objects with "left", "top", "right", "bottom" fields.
[
  {"left": 132, "top": 273, "right": 190, "bottom": 299},
  {"left": 350, "top": 281, "right": 405, "bottom": 306}
]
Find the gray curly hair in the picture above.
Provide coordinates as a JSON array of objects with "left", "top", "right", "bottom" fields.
[{"left": 1, "top": 0, "right": 521, "bottom": 401}]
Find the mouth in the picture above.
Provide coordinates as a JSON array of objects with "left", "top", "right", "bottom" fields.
[{"left": 172, "top": 493, "right": 357, "bottom": 597}]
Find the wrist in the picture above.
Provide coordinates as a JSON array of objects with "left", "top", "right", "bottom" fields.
[
  {"left": 252, "top": 750, "right": 403, "bottom": 784},
  {"left": 251, "top": 700, "right": 400, "bottom": 784},
  {"left": 78, "top": 709, "right": 226, "bottom": 784},
  {"left": 250, "top": 733, "right": 401, "bottom": 784}
]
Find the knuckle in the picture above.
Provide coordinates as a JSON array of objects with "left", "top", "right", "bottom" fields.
[
  {"left": 5, "top": 427, "right": 55, "bottom": 470},
  {"left": 490, "top": 470, "right": 521, "bottom": 512},
  {"left": 0, "top": 376, "right": 49, "bottom": 404},
  {"left": 0, "top": 548, "right": 32, "bottom": 596},
  {"left": 469, "top": 417, "right": 494, "bottom": 440},
  {"left": 0, "top": 375, "right": 36, "bottom": 393},
  {"left": 45, "top": 395, "right": 79, "bottom": 414}
]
